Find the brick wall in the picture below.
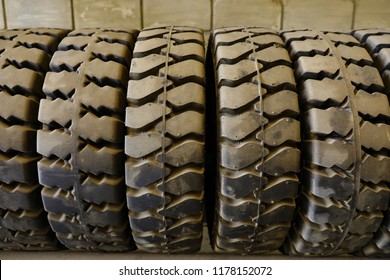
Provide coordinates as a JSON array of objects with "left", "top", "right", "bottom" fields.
[{"left": 0, "top": 0, "right": 389, "bottom": 31}]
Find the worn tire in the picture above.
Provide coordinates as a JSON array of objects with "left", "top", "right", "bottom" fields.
[
  {"left": 208, "top": 27, "right": 301, "bottom": 253},
  {"left": 125, "top": 26, "right": 206, "bottom": 253},
  {"left": 0, "top": 28, "right": 67, "bottom": 250},
  {"left": 353, "top": 29, "right": 390, "bottom": 257},
  {"left": 281, "top": 30, "right": 390, "bottom": 255},
  {"left": 37, "top": 28, "right": 138, "bottom": 251}
]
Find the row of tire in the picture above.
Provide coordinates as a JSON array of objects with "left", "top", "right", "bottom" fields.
[{"left": 0, "top": 26, "right": 389, "bottom": 257}]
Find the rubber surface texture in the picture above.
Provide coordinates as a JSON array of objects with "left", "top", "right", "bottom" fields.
[
  {"left": 37, "top": 28, "right": 138, "bottom": 251},
  {"left": 0, "top": 28, "right": 67, "bottom": 250},
  {"left": 353, "top": 29, "right": 390, "bottom": 257},
  {"left": 209, "top": 27, "right": 301, "bottom": 253},
  {"left": 281, "top": 30, "right": 390, "bottom": 256},
  {"left": 125, "top": 26, "right": 206, "bottom": 253}
]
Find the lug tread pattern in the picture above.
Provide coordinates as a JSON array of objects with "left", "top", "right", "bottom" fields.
[
  {"left": 211, "top": 27, "right": 300, "bottom": 253},
  {"left": 353, "top": 29, "right": 390, "bottom": 256},
  {"left": 37, "top": 28, "right": 138, "bottom": 251},
  {"left": 0, "top": 29, "right": 67, "bottom": 250},
  {"left": 125, "top": 26, "right": 205, "bottom": 253},
  {"left": 282, "top": 30, "right": 390, "bottom": 255}
]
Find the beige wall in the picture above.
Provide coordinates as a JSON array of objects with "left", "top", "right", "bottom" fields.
[{"left": 1, "top": 0, "right": 389, "bottom": 30}]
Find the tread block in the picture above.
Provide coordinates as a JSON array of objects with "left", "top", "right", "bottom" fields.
[
  {"left": 85, "top": 203, "right": 127, "bottom": 227},
  {"left": 80, "top": 175, "right": 124, "bottom": 204},
  {"left": 263, "top": 90, "right": 299, "bottom": 117},
  {"left": 260, "top": 118, "right": 300, "bottom": 146},
  {"left": 159, "top": 196, "right": 203, "bottom": 219},
  {"left": 347, "top": 64, "right": 384, "bottom": 88},
  {"left": 125, "top": 103, "right": 171, "bottom": 129},
  {"left": 355, "top": 90, "right": 390, "bottom": 118},
  {"left": 2, "top": 210, "right": 47, "bottom": 232},
  {"left": 221, "top": 142, "right": 269, "bottom": 170},
  {"left": 157, "top": 141, "right": 204, "bottom": 167},
  {"left": 0, "top": 91, "right": 39, "bottom": 122},
  {"left": 38, "top": 99, "right": 73, "bottom": 127},
  {"left": 258, "top": 147, "right": 300, "bottom": 176},
  {"left": 84, "top": 59, "right": 128, "bottom": 88},
  {"left": 42, "top": 71, "right": 78, "bottom": 99},
  {"left": 37, "top": 130, "right": 72, "bottom": 159},
  {"left": 220, "top": 112, "right": 267, "bottom": 141},
  {"left": 0, "top": 66, "right": 43, "bottom": 96},
  {"left": 0, "top": 153, "right": 38, "bottom": 184},
  {"left": 125, "top": 133, "right": 171, "bottom": 158},
  {"left": 50, "top": 50, "right": 87, "bottom": 72},
  {"left": 218, "top": 59, "right": 259, "bottom": 83},
  {"left": 0, "top": 183, "right": 42, "bottom": 211},
  {"left": 127, "top": 192, "right": 165, "bottom": 213},
  {"left": 130, "top": 54, "right": 173, "bottom": 79},
  {"left": 357, "top": 184, "right": 390, "bottom": 212},
  {"left": 289, "top": 39, "right": 330, "bottom": 59},
  {"left": 0, "top": 124, "right": 36, "bottom": 153},
  {"left": 78, "top": 144, "right": 123, "bottom": 176},
  {"left": 38, "top": 158, "right": 75, "bottom": 190},
  {"left": 303, "top": 167, "right": 355, "bottom": 200},
  {"left": 157, "top": 170, "right": 203, "bottom": 196},
  {"left": 304, "top": 140, "right": 355, "bottom": 169},
  {"left": 79, "top": 84, "right": 125, "bottom": 114},
  {"left": 250, "top": 45, "right": 291, "bottom": 63},
  {"left": 219, "top": 83, "right": 259, "bottom": 110},
  {"left": 79, "top": 113, "right": 124, "bottom": 143},
  {"left": 219, "top": 170, "right": 266, "bottom": 200},
  {"left": 126, "top": 161, "right": 170, "bottom": 189},
  {"left": 301, "top": 194, "right": 350, "bottom": 226},
  {"left": 361, "top": 154, "right": 390, "bottom": 184},
  {"left": 360, "top": 121, "right": 390, "bottom": 151},
  {"left": 167, "top": 83, "right": 205, "bottom": 108},
  {"left": 127, "top": 76, "right": 168, "bottom": 104},
  {"left": 41, "top": 187, "right": 78, "bottom": 216},
  {"left": 262, "top": 176, "right": 299, "bottom": 203},
  {"left": 295, "top": 56, "right": 339, "bottom": 78},
  {"left": 159, "top": 111, "right": 204, "bottom": 137},
  {"left": 301, "top": 78, "right": 348, "bottom": 105},
  {"left": 304, "top": 108, "right": 353, "bottom": 136}
]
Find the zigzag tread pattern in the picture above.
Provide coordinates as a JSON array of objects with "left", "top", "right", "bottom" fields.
[
  {"left": 0, "top": 28, "right": 67, "bottom": 250},
  {"left": 210, "top": 27, "right": 300, "bottom": 254},
  {"left": 37, "top": 28, "right": 138, "bottom": 251},
  {"left": 281, "top": 30, "right": 390, "bottom": 256},
  {"left": 125, "top": 26, "right": 206, "bottom": 253},
  {"left": 353, "top": 29, "right": 390, "bottom": 256}
]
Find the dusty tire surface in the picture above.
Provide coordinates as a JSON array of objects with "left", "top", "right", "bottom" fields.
[
  {"left": 208, "top": 27, "right": 301, "bottom": 253},
  {"left": 125, "top": 26, "right": 206, "bottom": 253},
  {"left": 281, "top": 30, "right": 390, "bottom": 255},
  {"left": 0, "top": 28, "right": 67, "bottom": 250},
  {"left": 37, "top": 28, "right": 138, "bottom": 251},
  {"left": 353, "top": 29, "right": 390, "bottom": 257}
]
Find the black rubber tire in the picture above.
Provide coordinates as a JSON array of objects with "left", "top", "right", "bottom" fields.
[
  {"left": 352, "top": 29, "right": 390, "bottom": 257},
  {"left": 37, "top": 28, "right": 138, "bottom": 251},
  {"left": 281, "top": 30, "right": 390, "bottom": 255},
  {"left": 125, "top": 26, "right": 206, "bottom": 253},
  {"left": 0, "top": 28, "right": 67, "bottom": 250},
  {"left": 208, "top": 27, "right": 301, "bottom": 253}
]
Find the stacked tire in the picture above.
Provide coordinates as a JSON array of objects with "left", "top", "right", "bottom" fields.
[
  {"left": 0, "top": 29, "right": 67, "bottom": 250},
  {"left": 0, "top": 26, "right": 389, "bottom": 257}
]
